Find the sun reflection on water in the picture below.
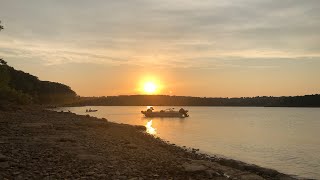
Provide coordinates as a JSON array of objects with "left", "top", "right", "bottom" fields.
[{"left": 146, "top": 120, "right": 156, "bottom": 135}]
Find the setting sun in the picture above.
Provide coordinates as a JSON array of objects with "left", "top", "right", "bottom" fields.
[{"left": 143, "top": 82, "right": 157, "bottom": 94}]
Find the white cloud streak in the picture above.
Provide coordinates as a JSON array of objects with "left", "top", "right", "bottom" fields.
[{"left": 0, "top": 0, "right": 319, "bottom": 68}]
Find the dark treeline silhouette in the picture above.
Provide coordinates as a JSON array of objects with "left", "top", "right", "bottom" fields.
[
  {"left": 0, "top": 21, "right": 3, "bottom": 31},
  {"left": 0, "top": 20, "right": 76, "bottom": 105},
  {"left": 70, "top": 94, "right": 320, "bottom": 107},
  {"left": 0, "top": 62, "right": 77, "bottom": 105}
]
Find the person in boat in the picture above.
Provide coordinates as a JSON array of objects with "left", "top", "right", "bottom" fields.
[
  {"left": 86, "top": 108, "right": 93, "bottom": 112},
  {"left": 179, "top": 108, "right": 185, "bottom": 113},
  {"left": 147, "top": 107, "right": 154, "bottom": 113},
  {"left": 179, "top": 108, "right": 189, "bottom": 117}
]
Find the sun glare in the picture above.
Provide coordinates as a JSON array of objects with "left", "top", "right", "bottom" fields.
[
  {"left": 146, "top": 120, "right": 156, "bottom": 135},
  {"left": 144, "top": 82, "right": 157, "bottom": 94}
]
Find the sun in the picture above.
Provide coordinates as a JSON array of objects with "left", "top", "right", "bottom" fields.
[{"left": 144, "top": 82, "right": 157, "bottom": 94}]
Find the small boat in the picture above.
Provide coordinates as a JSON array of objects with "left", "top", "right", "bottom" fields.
[
  {"left": 86, "top": 109, "right": 98, "bottom": 112},
  {"left": 141, "top": 107, "right": 189, "bottom": 118}
]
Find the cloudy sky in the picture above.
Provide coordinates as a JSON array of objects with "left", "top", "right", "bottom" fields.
[{"left": 0, "top": 0, "right": 320, "bottom": 97}]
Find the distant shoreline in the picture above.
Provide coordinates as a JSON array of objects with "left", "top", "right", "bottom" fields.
[
  {"left": 65, "top": 94, "right": 320, "bottom": 108},
  {"left": 57, "top": 104, "right": 320, "bottom": 108}
]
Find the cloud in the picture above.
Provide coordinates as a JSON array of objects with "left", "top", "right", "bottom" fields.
[{"left": 0, "top": 0, "right": 320, "bottom": 68}]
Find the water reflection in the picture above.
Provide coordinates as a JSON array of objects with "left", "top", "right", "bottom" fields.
[
  {"left": 53, "top": 106, "right": 320, "bottom": 179},
  {"left": 145, "top": 120, "right": 156, "bottom": 135}
]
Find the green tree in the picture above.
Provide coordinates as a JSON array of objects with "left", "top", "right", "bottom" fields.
[
  {"left": 0, "top": 20, "right": 8, "bottom": 86},
  {"left": 0, "top": 66, "right": 10, "bottom": 86},
  {"left": 0, "top": 21, "right": 6, "bottom": 66},
  {"left": 0, "top": 58, "right": 7, "bottom": 65},
  {"left": 0, "top": 21, "right": 3, "bottom": 31}
]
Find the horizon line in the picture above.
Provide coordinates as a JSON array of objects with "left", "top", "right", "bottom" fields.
[{"left": 79, "top": 94, "right": 320, "bottom": 99}]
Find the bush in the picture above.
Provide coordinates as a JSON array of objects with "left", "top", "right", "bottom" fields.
[{"left": 0, "top": 85, "right": 33, "bottom": 105}]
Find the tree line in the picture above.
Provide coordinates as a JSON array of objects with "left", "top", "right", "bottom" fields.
[
  {"left": 69, "top": 94, "right": 320, "bottom": 107},
  {"left": 0, "top": 20, "right": 77, "bottom": 106},
  {"left": 0, "top": 62, "right": 77, "bottom": 105}
]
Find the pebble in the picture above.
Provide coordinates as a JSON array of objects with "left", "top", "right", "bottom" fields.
[
  {"left": 0, "top": 162, "right": 9, "bottom": 168},
  {"left": 119, "top": 175, "right": 127, "bottom": 179},
  {"left": 182, "top": 162, "right": 207, "bottom": 172},
  {"left": 0, "top": 154, "right": 8, "bottom": 162},
  {"left": 13, "top": 171, "right": 20, "bottom": 175},
  {"left": 97, "top": 173, "right": 107, "bottom": 178},
  {"left": 126, "top": 144, "right": 138, "bottom": 149},
  {"left": 87, "top": 171, "right": 95, "bottom": 176}
]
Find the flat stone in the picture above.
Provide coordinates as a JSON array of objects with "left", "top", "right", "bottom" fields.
[
  {"left": 0, "top": 161, "right": 9, "bottom": 168},
  {"left": 205, "top": 170, "right": 220, "bottom": 178},
  {"left": 0, "top": 154, "right": 8, "bottom": 162},
  {"left": 21, "top": 123, "right": 53, "bottom": 128},
  {"left": 13, "top": 171, "right": 20, "bottom": 175},
  {"left": 129, "top": 178, "right": 138, "bottom": 180},
  {"left": 97, "top": 174, "right": 107, "bottom": 178},
  {"left": 78, "top": 154, "right": 102, "bottom": 161},
  {"left": 86, "top": 171, "right": 95, "bottom": 176},
  {"left": 15, "top": 175, "right": 24, "bottom": 180},
  {"left": 238, "top": 174, "right": 265, "bottom": 180},
  {"left": 126, "top": 144, "right": 138, "bottom": 149},
  {"left": 182, "top": 162, "right": 207, "bottom": 172},
  {"left": 57, "top": 137, "right": 76, "bottom": 143},
  {"left": 119, "top": 175, "right": 127, "bottom": 179}
]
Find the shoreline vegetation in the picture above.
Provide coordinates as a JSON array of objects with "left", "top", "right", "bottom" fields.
[
  {"left": 0, "top": 62, "right": 77, "bottom": 106},
  {"left": 68, "top": 95, "right": 320, "bottom": 107},
  {"left": 0, "top": 106, "right": 298, "bottom": 179}
]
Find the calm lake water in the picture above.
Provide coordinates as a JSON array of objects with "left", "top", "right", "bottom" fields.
[{"left": 55, "top": 106, "right": 320, "bottom": 179}]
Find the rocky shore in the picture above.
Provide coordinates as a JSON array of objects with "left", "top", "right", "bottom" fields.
[{"left": 0, "top": 107, "right": 297, "bottom": 179}]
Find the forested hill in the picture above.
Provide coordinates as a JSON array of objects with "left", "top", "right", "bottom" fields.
[
  {"left": 0, "top": 62, "right": 77, "bottom": 105},
  {"left": 70, "top": 94, "right": 320, "bottom": 107}
]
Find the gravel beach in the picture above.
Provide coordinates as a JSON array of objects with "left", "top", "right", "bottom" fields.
[{"left": 0, "top": 107, "right": 297, "bottom": 179}]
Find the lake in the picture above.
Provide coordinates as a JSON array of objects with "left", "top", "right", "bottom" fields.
[{"left": 55, "top": 106, "right": 320, "bottom": 179}]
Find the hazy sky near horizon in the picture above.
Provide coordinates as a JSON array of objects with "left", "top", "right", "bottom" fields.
[{"left": 1, "top": 0, "right": 320, "bottom": 97}]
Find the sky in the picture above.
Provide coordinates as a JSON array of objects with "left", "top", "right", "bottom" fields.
[{"left": 0, "top": 0, "right": 320, "bottom": 97}]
